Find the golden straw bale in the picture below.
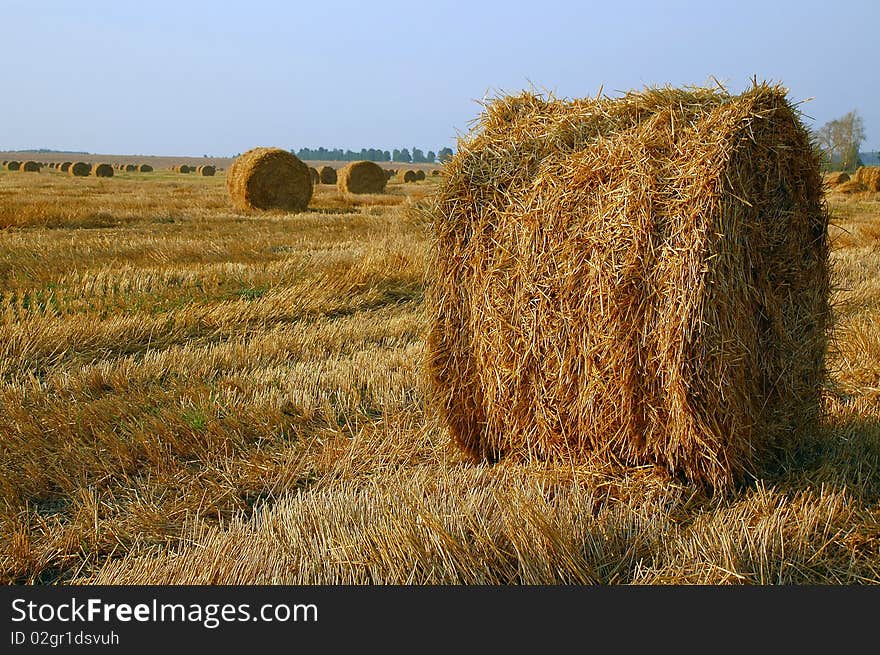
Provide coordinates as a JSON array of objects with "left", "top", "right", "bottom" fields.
[
  {"left": 69, "top": 162, "right": 91, "bottom": 176},
  {"left": 427, "top": 84, "right": 830, "bottom": 491},
  {"left": 60, "top": 162, "right": 72, "bottom": 172},
  {"left": 318, "top": 166, "right": 337, "bottom": 184},
  {"left": 431, "top": 169, "right": 441, "bottom": 176},
  {"left": 197, "top": 165, "right": 216, "bottom": 176},
  {"left": 398, "top": 169, "right": 418, "bottom": 183},
  {"left": 93, "top": 163, "right": 114, "bottom": 177},
  {"left": 415, "top": 169, "right": 426, "bottom": 180},
  {"left": 853, "top": 166, "right": 880, "bottom": 192},
  {"left": 337, "top": 160, "right": 387, "bottom": 194},
  {"left": 836, "top": 180, "right": 867, "bottom": 194},
  {"left": 6, "top": 161, "right": 21, "bottom": 171},
  {"left": 138, "top": 164, "right": 153, "bottom": 172},
  {"left": 20, "top": 161, "right": 40, "bottom": 172},
  {"left": 823, "top": 171, "right": 849, "bottom": 186},
  {"left": 309, "top": 167, "right": 319, "bottom": 185},
  {"left": 226, "top": 147, "right": 312, "bottom": 211}
]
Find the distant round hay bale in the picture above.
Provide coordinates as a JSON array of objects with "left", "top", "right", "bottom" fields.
[
  {"left": 93, "top": 163, "right": 114, "bottom": 177},
  {"left": 318, "top": 165, "right": 337, "bottom": 184},
  {"left": 337, "top": 160, "right": 387, "bottom": 194},
  {"left": 398, "top": 169, "right": 418, "bottom": 183},
  {"left": 227, "top": 147, "right": 312, "bottom": 212},
  {"left": 69, "top": 162, "right": 91, "bottom": 176},
  {"left": 60, "top": 162, "right": 72, "bottom": 172},
  {"left": 21, "top": 161, "right": 40, "bottom": 172},
  {"left": 138, "top": 164, "right": 153, "bottom": 172},
  {"left": 837, "top": 180, "right": 867, "bottom": 194},
  {"left": 174, "top": 164, "right": 191, "bottom": 173},
  {"left": 431, "top": 169, "right": 441, "bottom": 176},
  {"left": 197, "top": 165, "right": 216, "bottom": 176},
  {"left": 415, "top": 169, "right": 426, "bottom": 180},
  {"left": 385, "top": 169, "right": 394, "bottom": 180},
  {"left": 853, "top": 166, "right": 880, "bottom": 192},
  {"left": 309, "top": 167, "right": 320, "bottom": 185},
  {"left": 124, "top": 164, "right": 136, "bottom": 172},
  {"left": 6, "top": 161, "right": 21, "bottom": 171}
]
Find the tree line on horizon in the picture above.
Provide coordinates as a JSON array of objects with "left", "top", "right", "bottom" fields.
[{"left": 291, "top": 146, "right": 454, "bottom": 164}]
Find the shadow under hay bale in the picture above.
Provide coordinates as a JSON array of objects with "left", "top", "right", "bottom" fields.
[
  {"left": 227, "top": 147, "right": 312, "bottom": 212},
  {"left": 427, "top": 83, "right": 830, "bottom": 491},
  {"left": 337, "top": 160, "right": 387, "bottom": 194}
]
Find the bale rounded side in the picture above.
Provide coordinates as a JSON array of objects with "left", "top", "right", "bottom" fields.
[
  {"left": 6, "top": 161, "right": 21, "bottom": 171},
  {"left": 337, "top": 161, "right": 387, "bottom": 194},
  {"left": 138, "top": 164, "right": 153, "bottom": 172},
  {"left": 309, "top": 167, "right": 319, "bottom": 185},
  {"left": 226, "top": 147, "right": 312, "bottom": 211},
  {"left": 69, "top": 162, "right": 91, "bottom": 176},
  {"left": 318, "top": 166, "right": 337, "bottom": 185},
  {"left": 93, "top": 163, "right": 114, "bottom": 177},
  {"left": 20, "top": 161, "right": 40, "bottom": 172}
]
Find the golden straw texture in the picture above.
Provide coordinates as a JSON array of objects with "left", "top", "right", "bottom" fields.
[{"left": 427, "top": 83, "right": 830, "bottom": 491}]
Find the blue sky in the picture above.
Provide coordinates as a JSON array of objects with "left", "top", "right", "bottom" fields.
[{"left": 1, "top": 0, "right": 877, "bottom": 156}]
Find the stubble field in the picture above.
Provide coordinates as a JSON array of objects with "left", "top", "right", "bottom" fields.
[{"left": 1, "top": 166, "right": 878, "bottom": 584}]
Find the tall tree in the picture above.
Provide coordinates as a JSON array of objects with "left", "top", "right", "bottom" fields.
[{"left": 816, "top": 110, "right": 866, "bottom": 171}]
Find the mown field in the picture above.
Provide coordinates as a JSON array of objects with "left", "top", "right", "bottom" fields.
[{"left": 0, "top": 167, "right": 878, "bottom": 584}]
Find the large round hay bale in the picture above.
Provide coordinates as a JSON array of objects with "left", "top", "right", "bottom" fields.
[
  {"left": 427, "top": 84, "right": 830, "bottom": 491},
  {"left": 93, "top": 163, "right": 114, "bottom": 177},
  {"left": 398, "top": 169, "right": 418, "bottom": 183},
  {"left": 6, "top": 161, "right": 21, "bottom": 171},
  {"left": 227, "top": 147, "right": 312, "bottom": 211},
  {"left": 337, "top": 160, "right": 387, "bottom": 194},
  {"left": 138, "top": 164, "right": 153, "bottom": 172},
  {"left": 123, "top": 164, "right": 136, "bottom": 172},
  {"left": 174, "top": 164, "right": 191, "bottom": 173},
  {"left": 853, "top": 166, "right": 880, "bottom": 192},
  {"left": 415, "top": 169, "right": 426, "bottom": 181},
  {"left": 20, "top": 161, "right": 40, "bottom": 172},
  {"left": 197, "top": 165, "right": 216, "bottom": 176},
  {"left": 69, "top": 162, "right": 91, "bottom": 176},
  {"left": 308, "top": 167, "right": 319, "bottom": 185},
  {"left": 60, "top": 162, "right": 72, "bottom": 173},
  {"left": 318, "top": 165, "right": 337, "bottom": 185}
]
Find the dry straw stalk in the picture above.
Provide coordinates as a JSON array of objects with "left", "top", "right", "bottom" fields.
[{"left": 427, "top": 83, "right": 830, "bottom": 491}]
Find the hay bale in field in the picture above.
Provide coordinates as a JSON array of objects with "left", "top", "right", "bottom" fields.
[
  {"left": 20, "top": 161, "right": 40, "bottom": 172},
  {"left": 836, "top": 180, "right": 867, "bottom": 194},
  {"left": 853, "top": 166, "right": 880, "bottom": 192},
  {"left": 427, "top": 84, "right": 830, "bottom": 491},
  {"left": 318, "top": 165, "right": 337, "bottom": 185},
  {"left": 6, "top": 161, "right": 21, "bottom": 171},
  {"left": 138, "top": 164, "right": 153, "bottom": 172},
  {"left": 93, "top": 163, "right": 114, "bottom": 177},
  {"left": 124, "top": 164, "right": 136, "bottom": 172},
  {"left": 309, "top": 166, "right": 319, "bottom": 185},
  {"left": 431, "top": 169, "right": 441, "bottom": 176},
  {"left": 337, "top": 160, "right": 387, "bottom": 194},
  {"left": 174, "top": 164, "right": 191, "bottom": 173},
  {"left": 398, "top": 169, "right": 418, "bottom": 183},
  {"left": 69, "top": 162, "right": 91, "bottom": 176},
  {"left": 227, "top": 147, "right": 312, "bottom": 211},
  {"left": 385, "top": 169, "right": 395, "bottom": 180},
  {"left": 60, "top": 162, "right": 72, "bottom": 173},
  {"left": 415, "top": 169, "right": 426, "bottom": 180},
  {"left": 823, "top": 171, "right": 849, "bottom": 187},
  {"left": 197, "top": 165, "right": 216, "bottom": 176}
]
